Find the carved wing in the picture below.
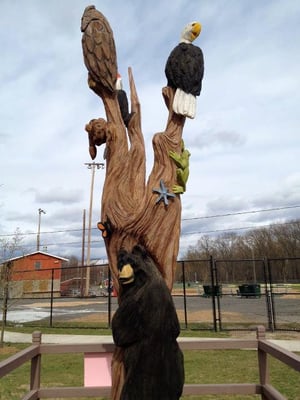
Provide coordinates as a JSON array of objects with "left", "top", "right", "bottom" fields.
[
  {"left": 165, "top": 43, "right": 204, "bottom": 96},
  {"left": 81, "top": 5, "right": 118, "bottom": 93}
]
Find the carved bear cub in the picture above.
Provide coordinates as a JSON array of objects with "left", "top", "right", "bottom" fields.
[{"left": 112, "top": 245, "right": 184, "bottom": 400}]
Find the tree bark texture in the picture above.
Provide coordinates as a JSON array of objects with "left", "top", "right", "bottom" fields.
[
  {"left": 85, "top": 67, "right": 186, "bottom": 400},
  {"left": 86, "top": 68, "right": 186, "bottom": 292}
]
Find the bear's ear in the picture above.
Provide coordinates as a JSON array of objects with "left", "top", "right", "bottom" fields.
[
  {"left": 132, "top": 244, "right": 148, "bottom": 259},
  {"left": 117, "top": 248, "right": 128, "bottom": 259},
  {"left": 117, "top": 249, "right": 129, "bottom": 270}
]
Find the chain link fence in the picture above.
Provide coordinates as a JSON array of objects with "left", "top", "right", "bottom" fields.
[{"left": 1, "top": 257, "right": 299, "bottom": 332}]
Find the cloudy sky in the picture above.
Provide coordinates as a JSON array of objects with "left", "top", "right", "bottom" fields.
[{"left": 1, "top": 0, "right": 299, "bottom": 262}]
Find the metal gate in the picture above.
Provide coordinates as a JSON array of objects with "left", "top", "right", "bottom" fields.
[{"left": 179, "top": 256, "right": 300, "bottom": 332}]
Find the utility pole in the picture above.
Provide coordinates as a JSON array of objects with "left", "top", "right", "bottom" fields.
[
  {"left": 37, "top": 208, "right": 46, "bottom": 251},
  {"left": 80, "top": 209, "right": 86, "bottom": 297},
  {"left": 84, "top": 162, "right": 104, "bottom": 296}
]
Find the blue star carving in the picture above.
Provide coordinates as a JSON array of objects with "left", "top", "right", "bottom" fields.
[{"left": 152, "top": 179, "right": 176, "bottom": 206}]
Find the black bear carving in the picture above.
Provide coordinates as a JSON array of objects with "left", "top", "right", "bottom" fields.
[{"left": 112, "top": 245, "right": 184, "bottom": 400}]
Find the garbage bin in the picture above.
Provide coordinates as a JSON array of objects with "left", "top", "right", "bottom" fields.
[
  {"left": 238, "top": 284, "right": 261, "bottom": 298},
  {"left": 203, "top": 285, "right": 222, "bottom": 297}
]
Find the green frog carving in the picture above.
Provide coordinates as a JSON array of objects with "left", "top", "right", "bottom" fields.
[{"left": 169, "top": 140, "right": 191, "bottom": 194}]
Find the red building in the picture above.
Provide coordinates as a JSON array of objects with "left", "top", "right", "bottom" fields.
[{"left": 6, "top": 251, "right": 68, "bottom": 298}]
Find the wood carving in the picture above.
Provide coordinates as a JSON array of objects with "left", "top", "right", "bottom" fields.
[
  {"left": 85, "top": 73, "right": 184, "bottom": 291},
  {"left": 81, "top": 5, "right": 204, "bottom": 399}
]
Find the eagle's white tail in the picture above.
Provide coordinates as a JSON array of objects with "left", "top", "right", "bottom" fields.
[{"left": 173, "top": 88, "right": 196, "bottom": 119}]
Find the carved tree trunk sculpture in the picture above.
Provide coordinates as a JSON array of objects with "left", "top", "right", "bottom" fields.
[
  {"left": 86, "top": 68, "right": 185, "bottom": 292},
  {"left": 85, "top": 68, "right": 186, "bottom": 399},
  {"left": 80, "top": 6, "right": 197, "bottom": 398}
]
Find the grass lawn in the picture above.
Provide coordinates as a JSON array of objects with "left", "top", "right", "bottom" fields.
[{"left": 0, "top": 328, "right": 299, "bottom": 400}]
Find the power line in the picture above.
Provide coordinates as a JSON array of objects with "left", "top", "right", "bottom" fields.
[
  {"left": 5, "top": 239, "right": 102, "bottom": 250},
  {"left": 0, "top": 228, "right": 83, "bottom": 238},
  {"left": 181, "top": 220, "right": 298, "bottom": 237},
  {"left": 0, "top": 204, "right": 299, "bottom": 239},
  {"left": 9, "top": 220, "right": 300, "bottom": 250},
  {"left": 182, "top": 205, "right": 300, "bottom": 221}
]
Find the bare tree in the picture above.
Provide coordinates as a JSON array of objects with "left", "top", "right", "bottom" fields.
[
  {"left": 0, "top": 228, "right": 24, "bottom": 347},
  {"left": 182, "top": 220, "right": 300, "bottom": 282},
  {"left": 0, "top": 227, "right": 23, "bottom": 262}
]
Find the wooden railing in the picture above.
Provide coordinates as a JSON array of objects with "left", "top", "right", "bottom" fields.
[{"left": 0, "top": 326, "right": 299, "bottom": 399}]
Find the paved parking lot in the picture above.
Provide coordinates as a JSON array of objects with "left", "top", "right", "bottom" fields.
[{"left": 3, "top": 293, "right": 300, "bottom": 330}]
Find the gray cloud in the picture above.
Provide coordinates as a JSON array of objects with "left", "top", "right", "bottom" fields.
[
  {"left": 34, "top": 188, "right": 83, "bottom": 205},
  {"left": 189, "top": 129, "right": 246, "bottom": 150}
]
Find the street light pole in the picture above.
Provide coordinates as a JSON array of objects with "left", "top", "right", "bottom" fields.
[
  {"left": 37, "top": 208, "right": 46, "bottom": 251},
  {"left": 84, "top": 162, "right": 104, "bottom": 296}
]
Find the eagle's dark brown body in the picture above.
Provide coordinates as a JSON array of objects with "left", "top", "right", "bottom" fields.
[{"left": 81, "top": 5, "right": 118, "bottom": 93}]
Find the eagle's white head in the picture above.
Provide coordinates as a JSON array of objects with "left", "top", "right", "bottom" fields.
[{"left": 180, "top": 21, "right": 201, "bottom": 44}]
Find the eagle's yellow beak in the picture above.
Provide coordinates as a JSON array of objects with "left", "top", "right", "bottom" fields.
[
  {"left": 119, "top": 263, "right": 134, "bottom": 285},
  {"left": 191, "top": 22, "right": 201, "bottom": 40}
]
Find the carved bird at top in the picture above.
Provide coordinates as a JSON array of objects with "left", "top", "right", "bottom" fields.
[
  {"left": 165, "top": 22, "right": 204, "bottom": 119},
  {"left": 81, "top": 5, "right": 118, "bottom": 93}
]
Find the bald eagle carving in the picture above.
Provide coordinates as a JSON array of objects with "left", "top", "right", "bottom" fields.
[
  {"left": 165, "top": 22, "right": 204, "bottom": 119},
  {"left": 81, "top": 5, "right": 118, "bottom": 93}
]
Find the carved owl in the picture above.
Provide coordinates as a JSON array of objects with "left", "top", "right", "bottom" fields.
[{"left": 81, "top": 5, "right": 118, "bottom": 93}]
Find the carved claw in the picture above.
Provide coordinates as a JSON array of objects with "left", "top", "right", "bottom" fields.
[
  {"left": 172, "top": 185, "right": 184, "bottom": 194},
  {"left": 88, "top": 74, "right": 97, "bottom": 89},
  {"left": 87, "top": 73, "right": 106, "bottom": 97}
]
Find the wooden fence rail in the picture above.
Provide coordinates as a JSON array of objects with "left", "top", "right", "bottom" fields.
[{"left": 0, "top": 326, "right": 299, "bottom": 399}]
